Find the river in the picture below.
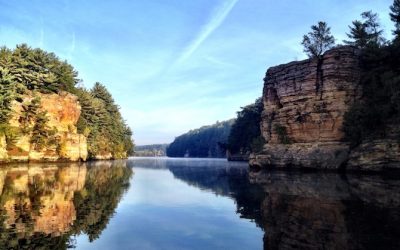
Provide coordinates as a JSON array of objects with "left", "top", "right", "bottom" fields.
[{"left": 0, "top": 157, "right": 399, "bottom": 249}]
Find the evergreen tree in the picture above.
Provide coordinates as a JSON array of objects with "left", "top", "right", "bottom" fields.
[
  {"left": 167, "top": 120, "right": 234, "bottom": 158},
  {"left": 344, "top": 11, "right": 385, "bottom": 49},
  {"left": 344, "top": 20, "right": 369, "bottom": 48},
  {"left": 227, "top": 98, "right": 264, "bottom": 154},
  {"left": 362, "top": 11, "right": 385, "bottom": 46},
  {"left": 301, "top": 21, "right": 335, "bottom": 58},
  {"left": 76, "top": 84, "right": 134, "bottom": 159},
  {"left": 391, "top": 0, "right": 400, "bottom": 36},
  {"left": 343, "top": 10, "right": 400, "bottom": 146}
]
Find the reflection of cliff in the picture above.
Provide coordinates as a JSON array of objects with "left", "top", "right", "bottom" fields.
[
  {"left": 0, "top": 164, "right": 86, "bottom": 237},
  {"left": 159, "top": 159, "right": 400, "bottom": 250},
  {"left": 249, "top": 171, "right": 400, "bottom": 250},
  {"left": 0, "top": 161, "right": 132, "bottom": 249}
]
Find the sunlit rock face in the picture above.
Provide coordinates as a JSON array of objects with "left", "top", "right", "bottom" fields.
[
  {"left": 1, "top": 91, "right": 87, "bottom": 162},
  {"left": 250, "top": 46, "right": 400, "bottom": 170}
]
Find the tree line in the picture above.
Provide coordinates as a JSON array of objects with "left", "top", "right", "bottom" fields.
[{"left": 166, "top": 120, "right": 234, "bottom": 158}]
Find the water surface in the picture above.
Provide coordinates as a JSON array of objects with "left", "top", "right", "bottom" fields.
[{"left": 0, "top": 158, "right": 399, "bottom": 249}]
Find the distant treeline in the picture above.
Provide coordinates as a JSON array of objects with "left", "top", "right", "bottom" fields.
[
  {"left": 166, "top": 98, "right": 264, "bottom": 159},
  {"left": 166, "top": 120, "right": 234, "bottom": 158},
  {"left": 135, "top": 144, "right": 168, "bottom": 157}
]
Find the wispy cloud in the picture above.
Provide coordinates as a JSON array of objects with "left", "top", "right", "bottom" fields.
[
  {"left": 67, "top": 31, "right": 75, "bottom": 59},
  {"left": 39, "top": 28, "right": 44, "bottom": 47},
  {"left": 174, "top": 0, "right": 239, "bottom": 65}
]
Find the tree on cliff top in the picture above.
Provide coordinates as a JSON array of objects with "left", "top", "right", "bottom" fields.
[
  {"left": 391, "top": 0, "right": 400, "bottom": 37},
  {"left": 344, "top": 11, "right": 385, "bottom": 48},
  {"left": 301, "top": 21, "right": 335, "bottom": 58},
  {"left": 0, "top": 44, "right": 79, "bottom": 94}
]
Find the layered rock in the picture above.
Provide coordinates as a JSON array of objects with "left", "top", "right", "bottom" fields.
[
  {"left": 250, "top": 46, "right": 400, "bottom": 171},
  {"left": 0, "top": 91, "right": 87, "bottom": 163}
]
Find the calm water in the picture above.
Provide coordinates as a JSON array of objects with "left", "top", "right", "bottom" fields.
[{"left": 0, "top": 158, "right": 399, "bottom": 249}]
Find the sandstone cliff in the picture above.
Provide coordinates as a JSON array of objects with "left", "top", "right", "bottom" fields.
[
  {"left": 0, "top": 91, "right": 87, "bottom": 163},
  {"left": 250, "top": 46, "right": 400, "bottom": 171}
]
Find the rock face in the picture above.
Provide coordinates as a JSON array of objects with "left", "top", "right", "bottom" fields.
[
  {"left": 0, "top": 91, "right": 87, "bottom": 163},
  {"left": 250, "top": 46, "right": 400, "bottom": 171}
]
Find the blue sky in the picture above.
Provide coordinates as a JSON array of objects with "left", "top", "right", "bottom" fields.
[{"left": 0, "top": 0, "right": 395, "bottom": 145}]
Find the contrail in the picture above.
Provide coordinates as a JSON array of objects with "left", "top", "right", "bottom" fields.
[
  {"left": 175, "top": 0, "right": 239, "bottom": 65},
  {"left": 67, "top": 32, "right": 76, "bottom": 59}
]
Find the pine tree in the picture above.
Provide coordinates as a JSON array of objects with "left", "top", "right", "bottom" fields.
[
  {"left": 361, "top": 11, "right": 385, "bottom": 46},
  {"left": 301, "top": 21, "right": 335, "bottom": 58},
  {"left": 344, "top": 20, "right": 369, "bottom": 48},
  {"left": 391, "top": 0, "right": 400, "bottom": 36}
]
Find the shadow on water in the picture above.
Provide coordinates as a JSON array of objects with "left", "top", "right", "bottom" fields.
[
  {"left": 129, "top": 157, "right": 400, "bottom": 250},
  {"left": 0, "top": 161, "right": 132, "bottom": 249}
]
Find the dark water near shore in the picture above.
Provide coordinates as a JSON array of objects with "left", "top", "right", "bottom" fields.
[{"left": 0, "top": 158, "right": 399, "bottom": 249}]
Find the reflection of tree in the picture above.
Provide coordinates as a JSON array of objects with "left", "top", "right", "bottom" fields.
[
  {"left": 166, "top": 162, "right": 265, "bottom": 226},
  {"left": 73, "top": 161, "right": 133, "bottom": 242},
  {"left": 0, "top": 161, "right": 132, "bottom": 249}
]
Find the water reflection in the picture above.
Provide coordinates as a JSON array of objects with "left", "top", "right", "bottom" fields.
[
  {"left": 249, "top": 171, "right": 400, "bottom": 250},
  {"left": 0, "top": 161, "right": 132, "bottom": 249},
  {"left": 131, "top": 158, "right": 400, "bottom": 250},
  {"left": 0, "top": 158, "right": 399, "bottom": 249}
]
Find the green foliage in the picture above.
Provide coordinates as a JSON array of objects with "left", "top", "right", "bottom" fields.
[
  {"left": 344, "top": 11, "right": 385, "bottom": 48},
  {"left": 302, "top": 21, "right": 335, "bottom": 58},
  {"left": 0, "top": 44, "right": 79, "bottom": 94},
  {"left": 30, "top": 111, "right": 58, "bottom": 151},
  {"left": 227, "top": 98, "right": 263, "bottom": 154},
  {"left": 76, "top": 84, "right": 134, "bottom": 159},
  {"left": 343, "top": 35, "right": 400, "bottom": 146},
  {"left": 0, "top": 124, "right": 21, "bottom": 148},
  {"left": 390, "top": 0, "right": 400, "bottom": 36},
  {"left": 274, "top": 124, "right": 291, "bottom": 144},
  {"left": 19, "top": 96, "right": 41, "bottom": 133},
  {"left": 167, "top": 120, "right": 234, "bottom": 158},
  {"left": 134, "top": 144, "right": 168, "bottom": 157},
  {"left": 0, "top": 64, "right": 25, "bottom": 123}
]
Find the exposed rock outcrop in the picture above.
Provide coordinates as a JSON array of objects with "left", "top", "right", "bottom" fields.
[
  {"left": 0, "top": 91, "right": 87, "bottom": 163},
  {"left": 250, "top": 46, "right": 400, "bottom": 171}
]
